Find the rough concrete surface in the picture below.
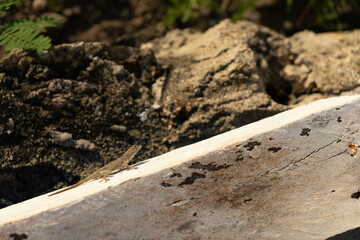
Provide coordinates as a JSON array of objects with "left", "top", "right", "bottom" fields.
[{"left": 1, "top": 95, "right": 360, "bottom": 240}]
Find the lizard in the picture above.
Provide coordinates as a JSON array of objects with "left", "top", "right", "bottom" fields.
[{"left": 49, "top": 145, "right": 142, "bottom": 196}]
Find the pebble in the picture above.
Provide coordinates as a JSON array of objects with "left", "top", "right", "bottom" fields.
[{"left": 139, "top": 111, "right": 148, "bottom": 122}]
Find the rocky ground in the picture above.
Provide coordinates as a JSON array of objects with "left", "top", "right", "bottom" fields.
[{"left": 1, "top": 0, "right": 360, "bottom": 208}]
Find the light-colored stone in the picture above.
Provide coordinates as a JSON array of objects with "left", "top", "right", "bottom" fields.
[
  {"left": 288, "top": 30, "right": 360, "bottom": 94},
  {"left": 1, "top": 95, "right": 360, "bottom": 239},
  {"left": 142, "top": 20, "right": 288, "bottom": 145}
]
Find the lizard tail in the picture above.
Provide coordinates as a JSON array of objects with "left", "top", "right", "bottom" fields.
[{"left": 48, "top": 186, "right": 74, "bottom": 197}]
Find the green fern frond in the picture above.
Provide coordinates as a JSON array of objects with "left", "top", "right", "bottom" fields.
[
  {"left": 3, "top": 18, "right": 45, "bottom": 33},
  {"left": 36, "top": 16, "right": 60, "bottom": 28},
  {"left": 0, "top": 26, "right": 51, "bottom": 55},
  {"left": 0, "top": 0, "right": 18, "bottom": 14},
  {"left": 0, "top": 17, "right": 60, "bottom": 55}
]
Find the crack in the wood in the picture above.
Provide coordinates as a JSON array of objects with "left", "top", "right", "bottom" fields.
[
  {"left": 276, "top": 119, "right": 359, "bottom": 172},
  {"left": 237, "top": 119, "right": 359, "bottom": 188},
  {"left": 277, "top": 137, "right": 342, "bottom": 171},
  {"left": 326, "top": 150, "right": 347, "bottom": 160}
]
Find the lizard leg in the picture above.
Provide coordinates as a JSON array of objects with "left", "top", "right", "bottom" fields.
[
  {"left": 100, "top": 174, "right": 110, "bottom": 182},
  {"left": 100, "top": 176, "right": 110, "bottom": 182},
  {"left": 127, "top": 165, "right": 138, "bottom": 170},
  {"left": 99, "top": 165, "right": 138, "bottom": 183}
]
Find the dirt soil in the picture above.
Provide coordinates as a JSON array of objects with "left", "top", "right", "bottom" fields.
[
  {"left": 1, "top": 0, "right": 357, "bottom": 208},
  {"left": 0, "top": 0, "right": 176, "bottom": 208}
]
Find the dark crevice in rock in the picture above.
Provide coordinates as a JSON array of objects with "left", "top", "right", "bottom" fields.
[{"left": 248, "top": 30, "right": 293, "bottom": 105}]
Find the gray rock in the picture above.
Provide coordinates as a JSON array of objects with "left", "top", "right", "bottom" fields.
[
  {"left": 47, "top": 129, "right": 75, "bottom": 148},
  {"left": 47, "top": 129, "right": 96, "bottom": 151},
  {"left": 139, "top": 111, "right": 148, "bottom": 122},
  {"left": 75, "top": 139, "right": 96, "bottom": 152}
]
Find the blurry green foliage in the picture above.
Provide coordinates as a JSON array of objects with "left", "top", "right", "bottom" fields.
[
  {"left": 165, "top": 0, "right": 221, "bottom": 26},
  {"left": 231, "top": 0, "right": 261, "bottom": 21},
  {"left": 47, "top": 0, "right": 64, "bottom": 12},
  {"left": 165, "top": 0, "right": 262, "bottom": 26},
  {"left": 288, "top": 0, "right": 360, "bottom": 31},
  {"left": 0, "top": 0, "right": 60, "bottom": 55},
  {"left": 0, "top": 0, "right": 59, "bottom": 55},
  {"left": 166, "top": 0, "right": 360, "bottom": 32}
]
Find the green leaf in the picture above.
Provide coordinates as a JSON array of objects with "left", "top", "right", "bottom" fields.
[
  {"left": 0, "top": 1, "right": 60, "bottom": 55},
  {"left": 35, "top": 16, "right": 61, "bottom": 28},
  {"left": 0, "top": 0, "right": 18, "bottom": 14},
  {"left": 0, "top": 17, "right": 59, "bottom": 54},
  {"left": 5, "top": 19, "right": 45, "bottom": 33}
]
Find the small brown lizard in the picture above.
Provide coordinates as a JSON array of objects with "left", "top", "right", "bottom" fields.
[{"left": 49, "top": 145, "right": 142, "bottom": 196}]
